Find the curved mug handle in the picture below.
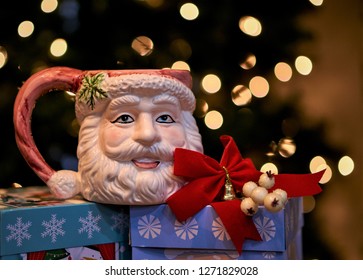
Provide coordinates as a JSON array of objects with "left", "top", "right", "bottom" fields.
[{"left": 13, "top": 67, "right": 83, "bottom": 198}]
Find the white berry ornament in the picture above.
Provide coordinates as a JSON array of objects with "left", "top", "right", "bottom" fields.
[
  {"left": 242, "top": 181, "right": 258, "bottom": 197},
  {"left": 272, "top": 188, "right": 288, "bottom": 205},
  {"left": 250, "top": 186, "right": 268, "bottom": 205},
  {"left": 264, "top": 192, "right": 284, "bottom": 213},
  {"left": 240, "top": 197, "right": 259, "bottom": 216},
  {"left": 258, "top": 171, "right": 275, "bottom": 189}
]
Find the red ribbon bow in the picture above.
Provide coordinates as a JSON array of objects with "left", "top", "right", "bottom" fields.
[{"left": 167, "top": 135, "right": 325, "bottom": 254}]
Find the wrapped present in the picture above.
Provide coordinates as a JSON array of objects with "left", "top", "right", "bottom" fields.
[
  {"left": 163, "top": 135, "right": 323, "bottom": 255},
  {"left": 130, "top": 198, "right": 303, "bottom": 260},
  {"left": 0, "top": 186, "right": 130, "bottom": 260}
]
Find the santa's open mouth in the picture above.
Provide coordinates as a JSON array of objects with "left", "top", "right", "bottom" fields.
[{"left": 132, "top": 158, "right": 160, "bottom": 169}]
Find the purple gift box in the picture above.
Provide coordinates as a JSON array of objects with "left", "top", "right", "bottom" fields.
[{"left": 130, "top": 198, "right": 303, "bottom": 260}]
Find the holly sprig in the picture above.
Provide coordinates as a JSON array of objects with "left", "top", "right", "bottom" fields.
[{"left": 78, "top": 73, "right": 108, "bottom": 110}]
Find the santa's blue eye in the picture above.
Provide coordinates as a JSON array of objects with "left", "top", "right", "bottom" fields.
[
  {"left": 156, "top": 114, "right": 175, "bottom": 123},
  {"left": 112, "top": 114, "right": 134, "bottom": 124}
]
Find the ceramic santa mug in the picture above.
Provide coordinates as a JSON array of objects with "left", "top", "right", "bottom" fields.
[{"left": 14, "top": 67, "right": 203, "bottom": 205}]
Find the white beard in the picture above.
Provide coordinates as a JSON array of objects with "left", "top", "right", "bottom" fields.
[{"left": 80, "top": 157, "right": 185, "bottom": 205}]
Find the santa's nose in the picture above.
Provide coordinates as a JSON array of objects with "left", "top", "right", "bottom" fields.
[{"left": 133, "top": 113, "right": 160, "bottom": 146}]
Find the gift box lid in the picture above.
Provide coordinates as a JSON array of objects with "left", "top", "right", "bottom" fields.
[
  {"left": 0, "top": 186, "right": 129, "bottom": 256},
  {"left": 130, "top": 198, "right": 302, "bottom": 252}
]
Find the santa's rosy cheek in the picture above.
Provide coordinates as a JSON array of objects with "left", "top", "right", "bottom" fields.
[
  {"left": 101, "top": 127, "right": 129, "bottom": 148},
  {"left": 160, "top": 128, "right": 187, "bottom": 148}
]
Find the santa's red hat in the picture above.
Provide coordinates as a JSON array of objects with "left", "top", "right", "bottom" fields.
[{"left": 74, "top": 69, "right": 195, "bottom": 123}]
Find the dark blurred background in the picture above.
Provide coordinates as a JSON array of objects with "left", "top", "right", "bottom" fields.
[{"left": 0, "top": 0, "right": 362, "bottom": 259}]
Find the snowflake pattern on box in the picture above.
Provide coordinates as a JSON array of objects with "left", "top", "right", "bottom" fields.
[
  {"left": 253, "top": 215, "right": 276, "bottom": 242},
  {"left": 138, "top": 215, "right": 161, "bottom": 239},
  {"left": 212, "top": 217, "right": 231, "bottom": 241},
  {"left": 78, "top": 211, "right": 101, "bottom": 239},
  {"left": 111, "top": 211, "right": 129, "bottom": 233},
  {"left": 41, "top": 214, "right": 66, "bottom": 243},
  {"left": 6, "top": 217, "right": 32, "bottom": 247},
  {"left": 174, "top": 217, "right": 198, "bottom": 240},
  {"left": 262, "top": 252, "right": 276, "bottom": 259}
]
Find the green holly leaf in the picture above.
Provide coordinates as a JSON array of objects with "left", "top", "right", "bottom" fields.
[{"left": 78, "top": 73, "right": 108, "bottom": 110}]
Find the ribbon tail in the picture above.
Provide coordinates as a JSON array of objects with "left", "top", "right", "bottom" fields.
[
  {"left": 211, "top": 200, "right": 262, "bottom": 254},
  {"left": 273, "top": 169, "right": 325, "bottom": 197}
]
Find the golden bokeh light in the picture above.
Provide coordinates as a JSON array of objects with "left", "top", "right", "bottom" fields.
[
  {"left": 240, "top": 54, "right": 256, "bottom": 70},
  {"left": 309, "top": 0, "right": 324, "bottom": 6},
  {"left": 41, "top": 0, "right": 58, "bottom": 13},
  {"left": 180, "top": 3, "right": 199, "bottom": 21},
  {"left": 278, "top": 138, "right": 296, "bottom": 158},
  {"left": 201, "top": 74, "right": 222, "bottom": 94},
  {"left": 266, "top": 141, "right": 278, "bottom": 157},
  {"left": 274, "top": 62, "right": 293, "bottom": 82},
  {"left": 18, "top": 21, "right": 35, "bottom": 38},
  {"left": 249, "top": 76, "right": 269, "bottom": 98},
  {"left": 231, "top": 85, "right": 252, "bottom": 106},
  {"left": 194, "top": 98, "right": 209, "bottom": 118},
  {"left": 239, "top": 16, "right": 262, "bottom": 37},
  {"left": 131, "top": 36, "right": 154, "bottom": 56},
  {"left": 171, "top": 61, "right": 190, "bottom": 71},
  {"left": 50, "top": 38, "right": 68, "bottom": 57},
  {"left": 295, "top": 55, "right": 313, "bottom": 75},
  {"left": 338, "top": 155, "right": 354, "bottom": 176},
  {"left": 316, "top": 163, "right": 332, "bottom": 184},
  {"left": 142, "top": 0, "right": 165, "bottom": 8},
  {"left": 260, "top": 162, "right": 279, "bottom": 175},
  {"left": 303, "top": 196, "right": 316, "bottom": 213},
  {"left": 0, "top": 46, "right": 8, "bottom": 69},
  {"left": 204, "top": 110, "right": 223, "bottom": 130},
  {"left": 309, "top": 155, "right": 326, "bottom": 173}
]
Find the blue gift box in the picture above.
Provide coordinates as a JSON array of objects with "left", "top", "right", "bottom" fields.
[
  {"left": 0, "top": 186, "right": 130, "bottom": 260},
  {"left": 130, "top": 198, "right": 303, "bottom": 260}
]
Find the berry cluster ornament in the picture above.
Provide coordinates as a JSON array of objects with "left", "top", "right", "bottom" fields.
[
  {"left": 264, "top": 190, "right": 287, "bottom": 212},
  {"left": 250, "top": 187, "right": 268, "bottom": 205},
  {"left": 242, "top": 181, "right": 258, "bottom": 197},
  {"left": 240, "top": 171, "right": 288, "bottom": 215},
  {"left": 258, "top": 170, "right": 275, "bottom": 189},
  {"left": 240, "top": 197, "right": 258, "bottom": 216}
]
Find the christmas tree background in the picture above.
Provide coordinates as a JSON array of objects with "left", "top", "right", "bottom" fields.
[{"left": 0, "top": 0, "right": 362, "bottom": 259}]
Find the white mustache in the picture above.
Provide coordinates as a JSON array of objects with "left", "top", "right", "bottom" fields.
[{"left": 106, "top": 140, "right": 175, "bottom": 162}]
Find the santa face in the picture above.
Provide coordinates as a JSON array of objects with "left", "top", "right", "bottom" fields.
[
  {"left": 100, "top": 94, "right": 188, "bottom": 164},
  {"left": 77, "top": 92, "right": 203, "bottom": 205}
]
